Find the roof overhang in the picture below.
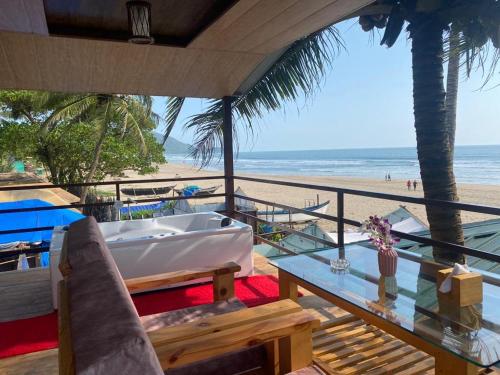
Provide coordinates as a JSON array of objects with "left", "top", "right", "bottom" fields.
[{"left": 0, "top": 0, "right": 374, "bottom": 98}]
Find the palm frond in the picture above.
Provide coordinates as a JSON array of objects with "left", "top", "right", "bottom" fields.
[
  {"left": 114, "top": 97, "right": 150, "bottom": 153},
  {"left": 43, "top": 95, "right": 96, "bottom": 132},
  {"left": 444, "top": 19, "right": 500, "bottom": 88},
  {"left": 163, "top": 97, "right": 185, "bottom": 144},
  {"left": 184, "top": 26, "right": 343, "bottom": 165},
  {"left": 380, "top": 4, "right": 405, "bottom": 47}
]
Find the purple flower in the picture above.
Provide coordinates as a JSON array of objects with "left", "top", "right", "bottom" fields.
[{"left": 361, "top": 214, "right": 398, "bottom": 251}]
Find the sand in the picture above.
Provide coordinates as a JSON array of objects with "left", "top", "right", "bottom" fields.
[
  {"left": 109, "top": 162, "right": 500, "bottom": 232},
  {"left": 0, "top": 173, "right": 80, "bottom": 206}
]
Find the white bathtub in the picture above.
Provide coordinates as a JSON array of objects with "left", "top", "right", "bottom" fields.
[{"left": 50, "top": 212, "right": 254, "bottom": 309}]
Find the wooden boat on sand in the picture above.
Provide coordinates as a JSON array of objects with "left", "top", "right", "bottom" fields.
[{"left": 120, "top": 185, "right": 176, "bottom": 196}]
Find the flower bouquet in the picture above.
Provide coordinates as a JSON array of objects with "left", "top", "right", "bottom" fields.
[{"left": 361, "top": 215, "right": 400, "bottom": 276}]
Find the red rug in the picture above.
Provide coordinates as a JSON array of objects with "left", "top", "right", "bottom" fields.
[{"left": 0, "top": 275, "right": 284, "bottom": 359}]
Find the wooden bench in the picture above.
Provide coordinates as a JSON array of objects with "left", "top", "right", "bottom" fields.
[{"left": 58, "top": 217, "right": 320, "bottom": 375}]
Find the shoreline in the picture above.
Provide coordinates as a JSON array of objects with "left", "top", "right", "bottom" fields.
[{"left": 111, "top": 162, "right": 500, "bottom": 231}]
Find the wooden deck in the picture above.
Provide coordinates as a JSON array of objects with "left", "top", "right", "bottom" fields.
[
  {"left": 0, "top": 267, "right": 53, "bottom": 322},
  {"left": 1, "top": 253, "right": 497, "bottom": 374}
]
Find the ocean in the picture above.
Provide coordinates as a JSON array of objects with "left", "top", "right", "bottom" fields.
[{"left": 167, "top": 145, "right": 500, "bottom": 185}]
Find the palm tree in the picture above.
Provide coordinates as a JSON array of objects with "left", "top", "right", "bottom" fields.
[
  {"left": 357, "top": 0, "right": 499, "bottom": 264},
  {"left": 162, "top": 26, "right": 343, "bottom": 166},
  {"left": 73, "top": 94, "right": 159, "bottom": 203},
  {"left": 0, "top": 91, "right": 94, "bottom": 181},
  {"left": 164, "top": 1, "right": 499, "bottom": 264},
  {"left": 445, "top": 25, "right": 461, "bottom": 158},
  {"left": 0, "top": 91, "right": 158, "bottom": 203}
]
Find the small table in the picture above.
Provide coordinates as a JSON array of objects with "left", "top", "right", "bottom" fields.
[{"left": 270, "top": 244, "right": 500, "bottom": 374}]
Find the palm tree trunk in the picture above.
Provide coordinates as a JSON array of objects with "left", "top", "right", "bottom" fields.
[
  {"left": 79, "top": 123, "right": 108, "bottom": 204},
  {"left": 79, "top": 101, "right": 111, "bottom": 204},
  {"left": 410, "top": 18, "right": 465, "bottom": 264},
  {"left": 445, "top": 25, "right": 460, "bottom": 157}
]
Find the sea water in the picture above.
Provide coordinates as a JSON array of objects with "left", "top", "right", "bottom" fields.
[{"left": 167, "top": 145, "right": 500, "bottom": 185}]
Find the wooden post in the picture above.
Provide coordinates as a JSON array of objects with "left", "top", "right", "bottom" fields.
[
  {"left": 278, "top": 269, "right": 298, "bottom": 302},
  {"left": 264, "top": 340, "right": 279, "bottom": 375},
  {"left": 213, "top": 272, "right": 235, "bottom": 301},
  {"left": 434, "top": 350, "right": 480, "bottom": 375},
  {"left": 115, "top": 183, "right": 121, "bottom": 201},
  {"left": 223, "top": 96, "right": 235, "bottom": 217},
  {"left": 278, "top": 328, "right": 313, "bottom": 374}
]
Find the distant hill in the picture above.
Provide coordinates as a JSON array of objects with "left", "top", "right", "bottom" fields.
[{"left": 154, "top": 133, "right": 191, "bottom": 154}]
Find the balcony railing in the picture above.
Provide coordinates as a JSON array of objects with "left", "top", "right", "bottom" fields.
[
  {"left": 0, "top": 176, "right": 225, "bottom": 259},
  {"left": 233, "top": 175, "right": 500, "bottom": 264},
  {"left": 1, "top": 174, "right": 500, "bottom": 268}
]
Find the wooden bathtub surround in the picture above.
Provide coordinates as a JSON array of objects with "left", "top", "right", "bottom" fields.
[
  {"left": 151, "top": 307, "right": 319, "bottom": 371},
  {"left": 60, "top": 279, "right": 318, "bottom": 374},
  {"left": 147, "top": 299, "right": 303, "bottom": 346},
  {"left": 437, "top": 268, "right": 483, "bottom": 307},
  {"left": 124, "top": 261, "right": 241, "bottom": 300}
]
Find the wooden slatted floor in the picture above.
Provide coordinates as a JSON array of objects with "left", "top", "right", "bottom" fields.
[{"left": 312, "top": 316, "right": 435, "bottom": 374}]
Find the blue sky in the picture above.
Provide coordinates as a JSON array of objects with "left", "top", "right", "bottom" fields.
[{"left": 152, "top": 20, "right": 499, "bottom": 152}]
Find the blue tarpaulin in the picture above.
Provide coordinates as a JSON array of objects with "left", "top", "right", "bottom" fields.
[{"left": 0, "top": 199, "right": 85, "bottom": 266}]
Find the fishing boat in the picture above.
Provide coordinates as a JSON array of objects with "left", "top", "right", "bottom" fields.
[
  {"left": 258, "top": 200, "right": 330, "bottom": 223},
  {"left": 120, "top": 185, "right": 176, "bottom": 196},
  {"left": 174, "top": 185, "right": 222, "bottom": 196}
]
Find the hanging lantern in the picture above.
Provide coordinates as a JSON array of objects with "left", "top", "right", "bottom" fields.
[{"left": 126, "top": 1, "right": 153, "bottom": 44}]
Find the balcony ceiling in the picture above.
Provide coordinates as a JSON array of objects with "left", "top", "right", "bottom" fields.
[{"left": 0, "top": 0, "right": 373, "bottom": 98}]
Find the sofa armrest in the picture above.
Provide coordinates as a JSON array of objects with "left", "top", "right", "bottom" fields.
[
  {"left": 148, "top": 299, "right": 320, "bottom": 373},
  {"left": 124, "top": 261, "right": 241, "bottom": 300}
]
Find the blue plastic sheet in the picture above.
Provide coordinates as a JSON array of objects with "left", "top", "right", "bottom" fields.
[{"left": 0, "top": 199, "right": 85, "bottom": 267}]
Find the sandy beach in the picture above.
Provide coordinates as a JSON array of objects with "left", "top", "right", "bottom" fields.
[{"left": 111, "top": 162, "right": 500, "bottom": 232}]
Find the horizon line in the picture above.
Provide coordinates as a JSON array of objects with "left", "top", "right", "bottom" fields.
[{"left": 234, "top": 143, "right": 500, "bottom": 154}]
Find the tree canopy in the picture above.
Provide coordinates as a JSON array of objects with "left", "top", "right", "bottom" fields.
[{"left": 0, "top": 90, "right": 165, "bottom": 186}]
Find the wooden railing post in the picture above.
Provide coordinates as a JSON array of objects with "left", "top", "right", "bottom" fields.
[{"left": 223, "top": 96, "right": 235, "bottom": 216}]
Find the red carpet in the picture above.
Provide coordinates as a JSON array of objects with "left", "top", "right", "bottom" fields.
[{"left": 0, "top": 275, "right": 285, "bottom": 359}]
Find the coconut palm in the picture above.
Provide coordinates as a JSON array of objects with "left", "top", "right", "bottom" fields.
[
  {"left": 357, "top": 0, "right": 500, "bottom": 264},
  {"left": 445, "top": 25, "right": 461, "bottom": 157},
  {"left": 0, "top": 91, "right": 159, "bottom": 203},
  {"left": 69, "top": 94, "right": 159, "bottom": 203},
  {"left": 163, "top": 1, "right": 499, "bottom": 264},
  {"left": 162, "top": 26, "right": 343, "bottom": 166}
]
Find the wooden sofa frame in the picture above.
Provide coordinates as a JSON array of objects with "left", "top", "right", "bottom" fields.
[{"left": 58, "top": 241, "right": 319, "bottom": 375}]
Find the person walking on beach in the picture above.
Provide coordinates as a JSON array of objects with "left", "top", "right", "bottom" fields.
[
  {"left": 385, "top": 173, "right": 388, "bottom": 182},
  {"left": 387, "top": 173, "right": 391, "bottom": 181},
  {"left": 413, "top": 180, "right": 418, "bottom": 191},
  {"left": 406, "top": 180, "right": 411, "bottom": 191}
]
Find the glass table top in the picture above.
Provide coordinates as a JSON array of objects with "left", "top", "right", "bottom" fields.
[{"left": 270, "top": 244, "right": 500, "bottom": 367}]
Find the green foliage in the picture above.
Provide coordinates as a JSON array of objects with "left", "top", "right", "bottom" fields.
[
  {"left": 0, "top": 90, "right": 165, "bottom": 185},
  {"left": 129, "top": 209, "right": 155, "bottom": 220},
  {"left": 36, "top": 121, "right": 164, "bottom": 183},
  {"left": 0, "top": 120, "right": 37, "bottom": 162},
  {"left": 359, "top": 0, "right": 500, "bottom": 81},
  {"left": 257, "top": 224, "right": 285, "bottom": 242}
]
